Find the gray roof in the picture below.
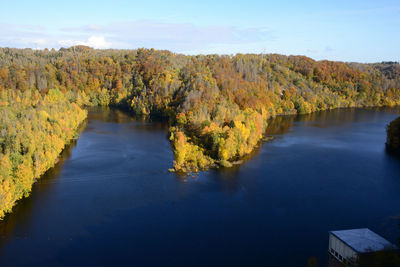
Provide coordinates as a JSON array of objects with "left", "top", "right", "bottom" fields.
[{"left": 329, "top": 228, "right": 397, "bottom": 253}]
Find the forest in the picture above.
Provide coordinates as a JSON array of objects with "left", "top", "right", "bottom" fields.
[
  {"left": 1, "top": 46, "right": 400, "bottom": 217},
  {"left": 0, "top": 88, "right": 86, "bottom": 218}
]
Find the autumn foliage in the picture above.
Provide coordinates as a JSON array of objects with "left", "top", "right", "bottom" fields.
[
  {"left": 0, "top": 89, "right": 87, "bottom": 218},
  {"left": 1, "top": 47, "right": 400, "bottom": 212}
]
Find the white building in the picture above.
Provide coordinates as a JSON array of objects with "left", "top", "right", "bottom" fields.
[{"left": 328, "top": 228, "right": 397, "bottom": 264}]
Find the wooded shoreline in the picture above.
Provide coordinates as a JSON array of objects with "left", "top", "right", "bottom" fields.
[{"left": 1, "top": 47, "right": 400, "bottom": 217}]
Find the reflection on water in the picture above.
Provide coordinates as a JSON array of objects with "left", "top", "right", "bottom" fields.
[
  {"left": 0, "top": 107, "right": 400, "bottom": 266},
  {"left": 0, "top": 134, "right": 80, "bottom": 250}
]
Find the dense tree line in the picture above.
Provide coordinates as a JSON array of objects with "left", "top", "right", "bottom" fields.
[
  {"left": 0, "top": 88, "right": 86, "bottom": 218},
  {"left": 1, "top": 46, "right": 400, "bottom": 175}
]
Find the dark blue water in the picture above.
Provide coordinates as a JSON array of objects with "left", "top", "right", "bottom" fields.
[{"left": 0, "top": 107, "right": 399, "bottom": 266}]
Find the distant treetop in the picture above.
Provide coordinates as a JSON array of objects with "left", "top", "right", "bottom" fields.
[{"left": 59, "top": 45, "right": 94, "bottom": 52}]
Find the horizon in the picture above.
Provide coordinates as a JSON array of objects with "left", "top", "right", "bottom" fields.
[
  {"left": 1, "top": 46, "right": 400, "bottom": 65},
  {"left": 1, "top": 0, "right": 399, "bottom": 63}
]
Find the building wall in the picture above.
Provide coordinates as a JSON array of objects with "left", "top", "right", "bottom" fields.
[{"left": 329, "top": 234, "right": 358, "bottom": 263}]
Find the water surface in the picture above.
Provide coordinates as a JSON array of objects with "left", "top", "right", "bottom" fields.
[{"left": 0, "top": 107, "right": 399, "bottom": 266}]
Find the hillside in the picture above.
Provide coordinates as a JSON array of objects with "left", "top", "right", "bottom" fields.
[{"left": 1, "top": 47, "right": 400, "bottom": 175}]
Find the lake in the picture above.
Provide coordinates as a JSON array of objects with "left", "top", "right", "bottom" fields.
[{"left": 0, "top": 107, "right": 399, "bottom": 266}]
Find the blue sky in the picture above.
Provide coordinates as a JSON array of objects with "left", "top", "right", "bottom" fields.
[{"left": 0, "top": 0, "right": 399, "bottom": 62}]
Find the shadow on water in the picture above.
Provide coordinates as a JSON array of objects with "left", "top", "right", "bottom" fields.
[
  {"left": 0, "top": 120, "right": 86, "bottom": 250},
  {"left": 86, "top": 106, "right": 141, "bottom": 124}
]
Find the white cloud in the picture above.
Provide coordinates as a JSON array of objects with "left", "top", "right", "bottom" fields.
[
  {"left": 33, "top": 38, "right": 47, "bottom": 45},
  {"left": 59, "top": 21, "right": 274, "bottom": 53},
  {"left": 58, "top": 36, "right": 111, "bottom": 49},
  {"left": 0, "top": 21, "right": 272, "bottom": 54},
  {"left": 86, "top": 36, "right": 111, "bottom": 49}
]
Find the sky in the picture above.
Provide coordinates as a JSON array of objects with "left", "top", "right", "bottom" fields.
[{"left": 0, "top": 0, "right": 399, "bottom": 62}]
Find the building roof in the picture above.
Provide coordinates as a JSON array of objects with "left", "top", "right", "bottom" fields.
[{"left": 329, "top": 228, "right": 397, "bottom": 253}]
